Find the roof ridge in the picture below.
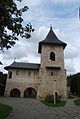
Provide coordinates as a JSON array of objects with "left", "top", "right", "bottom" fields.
[
  {"left": 4, "top": 62, "right": 40, "bottom": 70},
  {"left": 14, "top": 62, "right": 40, "bottom": 65}
]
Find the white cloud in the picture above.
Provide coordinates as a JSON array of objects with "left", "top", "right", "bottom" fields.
[
  {"left": 0, "top": 27, "right": 48, "bottom": 73},
  {"left": 17, "top": 0, "right": 41, "bottom": 8},
  {"left": 65, "top": 59, "right": 75, "bottom": 75},
  {"left": 51, "top": 0, "right": 79, "bottom": 3},
  {"left": 0, "top": 0, "right": 80, "bottom": 75},
  {"left": 0, "top": 25, "right": 80, "bottom": 75},
  {"left": 64, "top": 45, "right": 80, "bottom": 59}
]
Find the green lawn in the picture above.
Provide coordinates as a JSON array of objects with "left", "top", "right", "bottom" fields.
[
  {"left": 0, "top": 104, "right": 13, "bottom": 119},
  {"left": 74, "top": 100, "right": 80, "bottom": 106},
  {"left": 41, "top": 100, "right": 66, "bottom": 107}
]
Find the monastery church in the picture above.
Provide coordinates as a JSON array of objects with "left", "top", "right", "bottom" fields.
[{"left": 4, "top": 27, "right": 68, "bottom": 99}]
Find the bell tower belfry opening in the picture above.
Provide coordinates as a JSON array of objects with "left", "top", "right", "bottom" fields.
[{"left": 37, "top": 27, "right": 68, "bottom": 99}]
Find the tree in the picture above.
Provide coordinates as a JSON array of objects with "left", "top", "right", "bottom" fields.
[
  {"left": 0, "top": 0, "right": 34, "bottom": 51},
  {"left": 0, "top": 72, "right": 7, "bottom": 95},
  {"left": 68, "top": 73, "right": 80, "bottom": 96}
]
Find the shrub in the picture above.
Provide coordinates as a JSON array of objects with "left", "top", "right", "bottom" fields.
[
  {"left": 45, "top": 94, "right": 61, "bottom": 103},
  {"left": 56, "top": 95, "right": 61, "bottom": 103},
  {"left": 45, "top": 94, "right": 54, "bottom": 103}
]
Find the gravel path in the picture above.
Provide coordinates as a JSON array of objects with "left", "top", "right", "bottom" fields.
[{"left": 0, "top": 97, "right": 80, "bottom": 119}]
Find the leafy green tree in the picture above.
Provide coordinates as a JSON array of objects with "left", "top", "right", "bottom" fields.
[
  {"left": 0, "top": 0, "right": 34, "bottom": 51},
  {"left": 68, "top": 73, "right": 80, "bottom": 96}
]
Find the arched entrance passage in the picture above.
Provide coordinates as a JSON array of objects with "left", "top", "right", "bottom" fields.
[
  {"left": 24, "top": 87, "right": 37, "bottom": 98},
  {"left": 10, "top": 88, "right": 20, "bottom": 97}
]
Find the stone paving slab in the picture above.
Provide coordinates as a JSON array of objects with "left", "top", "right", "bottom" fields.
[{"left": 0, "top": 98, "right": 80, "bottom": 119}]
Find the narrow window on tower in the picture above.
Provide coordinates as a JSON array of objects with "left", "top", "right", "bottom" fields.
[{"left": 50, "top": 52, "right": 55, "bottom": 61}]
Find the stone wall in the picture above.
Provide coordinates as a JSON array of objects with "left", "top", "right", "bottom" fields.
[
  {"left": 37, "top": 44, "right": 68, "bottom": 99},
  {"left": 40, "top": 45, "right": 64, "bottom": 68},
  {"left": 5, "top": 44, "right": 68, "bottom": 100},
  {"left": 4, "top": 69, "right": 39, "bottom": 97}
]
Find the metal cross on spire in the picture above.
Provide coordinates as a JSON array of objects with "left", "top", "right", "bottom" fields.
[
  {"left": 50, "top": 24, "right": 52, "bottom": 30},
  {"left": 14, "top": 57, "right": 16, "bottom": 62}
]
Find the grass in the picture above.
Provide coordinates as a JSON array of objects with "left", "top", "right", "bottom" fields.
[
  {"left": 0, "top": 103, "right": 13, "bottom": 119},
  {"left": 74, "top": 100, "right": 80, "bottom": 106},
  {"left": 41, "top": 100, "right": 66, "bottom": 107}
]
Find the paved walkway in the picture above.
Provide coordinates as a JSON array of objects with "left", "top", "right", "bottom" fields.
[{"left": 0, "top": 97, "right": 80, "bottom": 119}]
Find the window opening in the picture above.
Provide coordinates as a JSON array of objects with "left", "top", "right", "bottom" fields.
[
  {"left": 9, "top": 72, "right": 12, "bottom": 79},
  {"left": 50, "top": 52, "right": 55, "bottom": 61}
]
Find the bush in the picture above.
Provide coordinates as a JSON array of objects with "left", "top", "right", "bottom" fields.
[
  {"left": 45, "top": 94, "right": 61, "bottom": 103},
  {"left": 56, "top": 95, "right": 61, "bottom": 103},
  {"left": 45, "top": 94, "right": 54, "bottom": 103},
  {"left": 74, "top": 100, "right": 80, "bottom": 106}
]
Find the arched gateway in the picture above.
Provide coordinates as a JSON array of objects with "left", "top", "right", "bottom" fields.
[
  {"left": 24, "top": 87, "right": 37, "bottom": 98},
  {"left": 10, "top": 88, "right": 20, "bottom": 97}
]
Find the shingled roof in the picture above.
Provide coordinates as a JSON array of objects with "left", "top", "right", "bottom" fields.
[
  {"left": 38, "top": 27, "right": 67, "bottom": 53},
  {"left": 4, "top": 62, "right": 40, "bottom": 70}
]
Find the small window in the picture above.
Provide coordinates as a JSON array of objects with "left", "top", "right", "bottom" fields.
[
  {"left": 50, "top": 52, "right": 55, "bottom": 61},
  {"left": 16, "top": 71, "right": 19, "bottom": 75},
  {"left": 47, "top": 69, "right": 59, "bottom": 76},
  {"left": 51, "top": 72, "right": 53, "bottom": 76},
  {"left": 9, "top": 72, "right": 12, "bottom": 79},
  {"left": 28, "top": 71, "right": 31, "bottom": 76}
]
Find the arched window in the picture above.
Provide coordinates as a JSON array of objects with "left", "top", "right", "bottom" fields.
[{"left": 50, "top": 52, "right": 55, "bottom": 61}]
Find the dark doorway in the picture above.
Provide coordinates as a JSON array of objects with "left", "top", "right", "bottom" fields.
[
  {"left": 10, "top": 88, "right": 20, "bottom": 97},
  {"left": 24, "top": 87, "right": 37, "bottom": 98},
  {"left": 55, "top": 92, "right": 59, "bottom": 103}
]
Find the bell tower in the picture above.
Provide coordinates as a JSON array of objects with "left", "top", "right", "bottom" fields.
[{"left": 37, "top": 27, "right": 68, "bottom": 99}]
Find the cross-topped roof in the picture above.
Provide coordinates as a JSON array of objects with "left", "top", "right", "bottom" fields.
[{"left": 38, "top": 27, "right": 67, "bottom": 53}]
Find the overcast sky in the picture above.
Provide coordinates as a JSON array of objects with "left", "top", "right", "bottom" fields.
[{"left": 0, "top": 0, "right": 80, "bottom": 75}]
